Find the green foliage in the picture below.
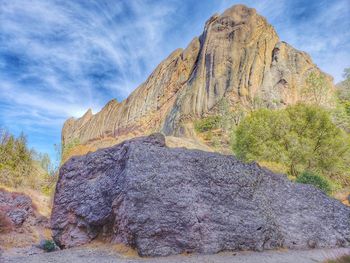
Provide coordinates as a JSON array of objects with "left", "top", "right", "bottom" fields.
[
  {"left": 233, "top": 104, "right": 350, "bottom": 184},
  {"left": 338, "top": 68, "right": 350, "bottom": 101},
  {"left": 194, "top": 99, "right": 246, "bottom": 151},
  {"left": 331, "top": 100, "right": 350, "bottom": 132},
  {"left": 303, "top": 71, "right": 332, "bottom": 106},
  {"left": 0, "top": 128, "right": 58, "bottom": 194},
  {"left": 333, "top": 68, "right": 350, "bottom": 133},
  {"left": 218, "top": 98, "right": 246, "bottom": 130},
  {"left": 296, "top": 171, "right": 332, "bottom": 194},
  {"left": 42, "top": 239, "right": 56, "bottom": 252},
  {"left": 0, "top": 129, "right": 33, "bottom": 187},
  {"left": 194, "top": 116, "right": 221, "bottom": 133},
  {"left": 61, "top": 138, "right": 80, "bottom": 161},
  {"left": 343, "top": 100, "right": 350, "bottom": 116}
]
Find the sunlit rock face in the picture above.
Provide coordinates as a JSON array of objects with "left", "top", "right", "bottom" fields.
[
  {"left": 62, "top": 4, "right": 333, "bottom": 154},
  {"left": 51, "top": 134, "right": 350, "bottom": 257}
]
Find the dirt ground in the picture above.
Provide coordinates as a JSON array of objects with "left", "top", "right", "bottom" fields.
[{"left": 1, "top": 243, "right": 350, "bottom": 263}]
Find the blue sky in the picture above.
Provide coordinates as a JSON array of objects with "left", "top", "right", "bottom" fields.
[{"left": 0, "top": 0, "right": 349, "bottom": 161}]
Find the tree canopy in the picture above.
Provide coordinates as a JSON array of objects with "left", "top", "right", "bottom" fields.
[
  {"left": 0, "top": 128, "right": 57, "bottom": 193},
  {"left": 233, "top": 104, "right": 350, "bottom": 184}
]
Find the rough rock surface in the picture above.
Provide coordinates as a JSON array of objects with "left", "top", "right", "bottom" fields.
[
  {"left": 61, "top": 5, "right": 334, "bottom": 154},
  {"left": 0, "top": 189, "right": 49, "bottom": 248},
  {"left": 51, "top": 134, "right": 350, "bottom": 257},
  {"left": 0, "top": 189, "right": 34, "bottom": 229}
]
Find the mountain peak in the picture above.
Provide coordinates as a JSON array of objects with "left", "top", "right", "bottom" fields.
[
  {"left": 61, "top": 5, "right": 334, "bottom": 157},
  {"left": 221, "top": 4, "right": 256, "bottom": 18}
]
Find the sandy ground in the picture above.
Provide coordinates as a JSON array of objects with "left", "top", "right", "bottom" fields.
[{"left": 1, "top": 244, "right": 350, "bottom": 263}]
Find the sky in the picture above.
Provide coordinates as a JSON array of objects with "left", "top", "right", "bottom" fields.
[{"left": 0, "top": 0, "right": 349, "bottom": 161}]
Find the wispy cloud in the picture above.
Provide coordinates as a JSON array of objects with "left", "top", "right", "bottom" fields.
[
  {"left": 0, "top": 0, "right": 179, "bottom": 157},
  {"left": 0, "top": 0, "right": 349, "bottom": 158}
]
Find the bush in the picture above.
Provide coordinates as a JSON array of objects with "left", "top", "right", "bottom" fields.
[
  {"left": 233, "top": 104, "right": 350, "bottom": 184},
  {"left": 42, "top": 239, "right": 56, "bottom": 252},
  {"left": 296, "top": 172, "right": 332, "bottom": 194},
  {"left": 194, "top": 116, "right": 221, "bottom": 133}
]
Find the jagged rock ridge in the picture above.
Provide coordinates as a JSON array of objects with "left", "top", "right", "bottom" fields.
[
  {"left": 62, "top": 4, "right": 333, "bottom": 152},
  {"left": 51, "top": 134, "right": 350, "bottom": 256}
]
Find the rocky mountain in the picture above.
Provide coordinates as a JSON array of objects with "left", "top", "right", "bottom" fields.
[
  {"left": 51, "top": 133, "right": 350, "bottom": 256},
  {"left": 62, "top": 4, "right": 334, "bottom": 155}
]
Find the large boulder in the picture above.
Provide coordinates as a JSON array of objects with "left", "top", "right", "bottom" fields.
[{"left": 51, "top": 133, "right": 350, "bottom": 256}]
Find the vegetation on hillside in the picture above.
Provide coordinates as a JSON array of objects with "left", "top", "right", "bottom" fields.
[
  {"left": 333, "top": 68, "right": 350, "bottom": 132},
  {"left": 337, "top": 68, "right": 350, "bottom": 101},
  {"left": 194, "top": 99, "right": 246, "bottom": 151},
  {"left": 230, "top": 70, "right": 350, "bottom": 192},
  {"left": 232, "top": 104, "right": 350, "bottom": 189},
  {"left": 303, "top": 71, "right": 332, "bottom": 106},
  {"left": 194, "top": 69, "right": 350, "bottom": 193},
  {"left": 0, "top": 128, "right": 57, "bottom": 195},
  {"left": 194, "top": 116, "right": 222, "bottom": 133}
]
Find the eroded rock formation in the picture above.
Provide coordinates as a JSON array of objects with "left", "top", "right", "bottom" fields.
[
  {"left": 62, "top": 5, "right": 334, "bottom": 154},
  {"left": 51, "top": 134, "right": 350, "bottom": 256}
]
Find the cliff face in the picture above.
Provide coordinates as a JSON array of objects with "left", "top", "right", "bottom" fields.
[{"left": 62, "top": 5, "right": 333, "bottom": 152}]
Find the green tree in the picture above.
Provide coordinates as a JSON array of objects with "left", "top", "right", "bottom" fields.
[
  {"left": 233, "top": 104, "right": 350, "bottom": 182},
  {"left": 303, "top": 72, "right": 332, "bottom": 106},
  {"left": 333, "top": 68, "right": 350, "bottom": 133},
  {"left": 338, "top": 68, "right": 350, "bottom": 110},
  {"left": 217, "top": 98, "right": 246, "bottom": 131},
  {"left": 0, "top": 128, "right": 58, "bottom": 193},
  {"left": 331, "top": 102, "right": 350, "bottom": 133}
]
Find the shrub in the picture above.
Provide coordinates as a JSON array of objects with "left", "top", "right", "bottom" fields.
[
  {"left": 296, "top": 172, "right": 332, "bottom": 194},
  {"left": 42, "top": 239, "right": 56, "bottom": 252},
  {"left": 233, "top": 104, "right": 350, "bottom": 183},
  {"left": 194, "top": 116, "right": 221, "bottom": 133}
]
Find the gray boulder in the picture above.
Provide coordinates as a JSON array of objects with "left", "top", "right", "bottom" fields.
[
  {"left": 0, "top": 189, "right": 33, "bottom": 227},
  {"left": 51, "top": 133, "right": 350, "bottom": 256}
]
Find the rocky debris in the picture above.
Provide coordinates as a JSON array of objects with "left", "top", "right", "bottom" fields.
[
  {"left": 0, "top": 189, "right": 49, "bottom": 248},
  {"left": 61, "top": 4, "right": 334, "bottom": 156},
  {"left": 51, "top": 134, "right": 350, "bottom": 257},
  {"left": 0, "top": 189, "right": 34, "bottom": 230}
]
